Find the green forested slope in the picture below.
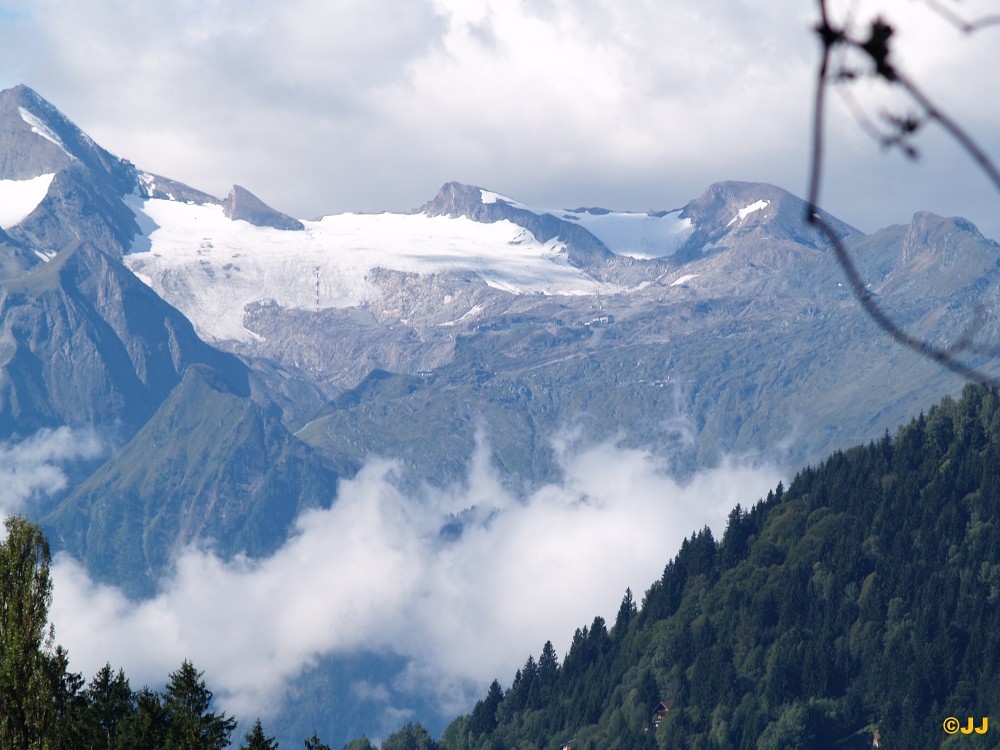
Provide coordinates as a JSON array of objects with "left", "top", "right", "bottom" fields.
[{"left": 413, "top": 384, "right": 1000, "bottom": 750}]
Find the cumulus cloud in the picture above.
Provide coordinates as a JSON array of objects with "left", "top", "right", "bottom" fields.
[
  {"left": 49, "top": 437, "right": 780, "bottom": 722},
  {"left": 0, "top": 427, "right": 102, "bottom": 520}
]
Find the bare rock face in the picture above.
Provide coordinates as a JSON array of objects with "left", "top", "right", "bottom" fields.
[
  {"left": 223, "top": 184, "right": 304, "bottom": 230},
  {"left": 673, "top": 180, "right": 865, "bottom": 262},
  {"left": 138, "top": 172, "right": 221, "bottom": 205},
  {"left": 0, "top": 241, "right": 250, "bottom": 440}
]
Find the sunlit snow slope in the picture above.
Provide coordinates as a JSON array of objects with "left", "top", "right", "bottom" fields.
[
  {"left": 124, "top": 196, "right": 612, "bottom": 343},
  {"left": 479, "top": 188, "right": 693, "bottom": 259}
]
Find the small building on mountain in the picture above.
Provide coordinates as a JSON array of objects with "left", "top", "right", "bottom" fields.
[{"left": 652, "top": 700, "right": 672, "bottom": 728}]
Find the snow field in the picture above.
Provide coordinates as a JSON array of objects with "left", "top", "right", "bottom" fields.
[
  {"left": 478, "top": 188, "right": 693, "bottom": 258},
  {"left": 125, "top": 197, "right": 610, "bottom": 342}
]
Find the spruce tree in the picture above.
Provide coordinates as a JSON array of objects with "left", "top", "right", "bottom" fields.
[
  {"left": 612, "top": 588, "right": 636, "bottom": 639},
  {"left": 379, "top": 723, "right": 439, "bottom": 750},
  {"left": 117, "top": 687, "right": 167, "bottom": 750},
  {"left": 302, "top": 732, "right": 331, "bottom": 750},
  {"left": 84, "top": 663, "right": 135, "bottom": 750},
  {"left": 240, "top": 718, "right": 278, "bottom": 750},
  {"left": 162, "top": 660, "right": 236, "bottom": 750}
]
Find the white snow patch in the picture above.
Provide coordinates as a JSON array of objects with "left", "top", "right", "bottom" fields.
[
  {"left": 124, "top": 196, "right": 615, "bottom": 343},
  {"left": 139, "top": 172, "right": 156, "bottom": 194},
  {"left": 727, "top": 199, "right": 770, "bottom": 226},
  {"left": 671, "top": 273, "right": 699, "bottom": 287},
  {"left": 481, "top": 195, "right": 694, "bottom": 258},
  {"left": 570, "top": 211, "right": 694, "bottom": 259},
  {"left": 480, "top": 190, "right": 516, "bottom": 205},
  {"left": 131, "top": 270, "right": 154, "bottom": 287},
  {"left": 0, "top": 173, "right": 55, "bottom": 229},
  {"left": 18, "top": 108, "right": 74, "bottom": 159},
  {"left": 438, "top": 304, "right": 485, "bottom": 327}
]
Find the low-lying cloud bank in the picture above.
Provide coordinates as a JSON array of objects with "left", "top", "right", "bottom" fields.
[
  {"left": 0, "top": 428, "right": 779, "bottom": 723},
  {"left": 0, "top": 427, "right": 102, "bottom": 521},
  {"left": 39, "top": 436, "right": 780, "bottom": 723}
]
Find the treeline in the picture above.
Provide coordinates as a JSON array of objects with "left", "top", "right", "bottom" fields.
[{"left": 359, "top": 383, "right": 1000, "bottom": 749}]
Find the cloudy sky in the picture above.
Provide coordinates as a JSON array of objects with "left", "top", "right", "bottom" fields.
[{"left": 1, "top": 0, "right": 998, "bottom": 238}]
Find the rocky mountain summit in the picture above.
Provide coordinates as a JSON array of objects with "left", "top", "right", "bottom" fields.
[{"left": 223, "top": 184, "right": 304, "bottom": 230}]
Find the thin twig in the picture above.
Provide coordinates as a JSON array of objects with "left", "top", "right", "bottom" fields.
[
  {"left": 834, "top": 84, "right": 899, "bottom": 148},
  {"left": 919, "top": 0, "right": 1000, "bottom": 33},
  {"left": 892, "top": 66, "right": 1000, "bottom": 192}
]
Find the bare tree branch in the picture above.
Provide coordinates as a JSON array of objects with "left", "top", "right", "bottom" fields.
[
  {"left": 807, "top": 0, "right": 1000, "bottom": 386},
  {"left": 891, "top": 67, "right": 1000, "bottom": 192}
]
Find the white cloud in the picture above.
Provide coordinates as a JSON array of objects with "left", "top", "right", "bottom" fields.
[
  {"left": 49, "top": 437, "right": 780, "bottom": 722},
  {"left": 0, "top": 428, "right": 102, "bottom": 520}
]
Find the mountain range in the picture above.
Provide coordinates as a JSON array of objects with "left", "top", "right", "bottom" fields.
[{"left": 2, "top": 83, "right": 999, "bottom": 744}]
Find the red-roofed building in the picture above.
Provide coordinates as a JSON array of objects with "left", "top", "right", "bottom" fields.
[{"left": 652, "top": 700, "right": 672, "bottom": 728}]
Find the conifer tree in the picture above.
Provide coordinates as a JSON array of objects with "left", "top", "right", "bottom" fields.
[
  {"left": 612, "top": 588, "right": 636, "bottom": 639},
  {"left": 117, "top": 687, "right": 167, "bottom": 750},
  {"left": 240, "top": 718, "right": 278, "bottom": 750},
  {"left": 162, "top": 660, "right": 236, "bottom": 750},
  {"left": 468, "top": 679, "right": 504, "bottom": 736},
  {"left": 379, "top": 723, "right": 439, "bottom": 750},
  {"left": 46, "top": 646, "right": 87, "bottom": 750},
  {"left": 81, "top": 663, "right": 135, "bottom": 749},
  {"left": 302, "top": 732, "right": 331, "bottom": 750}
]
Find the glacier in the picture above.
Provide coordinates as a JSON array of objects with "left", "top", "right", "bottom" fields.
[{"left": 124, "top": 195, "right": 617, "bottom": 343}]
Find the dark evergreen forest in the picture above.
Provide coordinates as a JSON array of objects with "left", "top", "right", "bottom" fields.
[
  {"left": 6, "top": 384, "right": 1000, "bottom": 748},
  {"left": 416, "top": 383, "right": 1000, "bottom": 749}
]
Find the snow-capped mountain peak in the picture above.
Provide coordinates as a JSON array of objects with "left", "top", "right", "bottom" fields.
[
  {"left": 0, "top": 85, "right": 134, "bottom": 193},
  {"left": 18, "top": 105, "right": 76, "bottom": 160},
  {"left": 674, "top": 180, "right": 864, "bottom": 260}
]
